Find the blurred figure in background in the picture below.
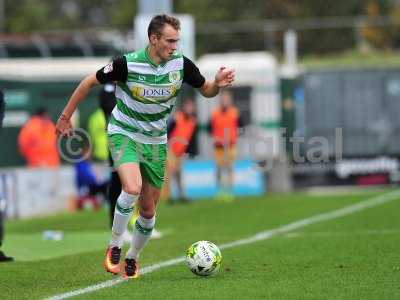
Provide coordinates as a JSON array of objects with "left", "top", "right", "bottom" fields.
[
  {"left": 18, "top": 107, "right": 60, "bottom": 168},
  {"left": 164, "top": 98, "right": 198, "bottom": 203},
  {"left": 74, "top": 145, "right": 109, "bottom": 210},
  {"left": 95, "top": 84, "right": 118, "bottom": 225},
  {"left": 87, "top": 85, "right": 115, "bottom": 162},
  {"left": 0, "top": 90, "right": 13, "bottom": 262},
  {"left": 210, "top": 89, "right": 241, "bottom": 201}
]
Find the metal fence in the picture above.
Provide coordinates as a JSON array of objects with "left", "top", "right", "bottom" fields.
[
  {"left": 0, "top": 15, "right": 398, "bottom": 58},
  {"left": 195, "top": 15, "right": 395, "bottom": 56},
  {"left": 301, "top": 67, "right": 400, "bottom": 158}
]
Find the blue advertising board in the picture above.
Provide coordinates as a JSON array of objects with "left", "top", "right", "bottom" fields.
[{"left": 170, "top": 159, "right": 266, "bottom": 200}]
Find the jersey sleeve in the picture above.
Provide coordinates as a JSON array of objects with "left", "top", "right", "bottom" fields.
[
  {"left": 96, "top": 56, "right": 128, "bottom": 83},
  {"left": 183, "top": 56, "right": 205, "bottom": 88}
]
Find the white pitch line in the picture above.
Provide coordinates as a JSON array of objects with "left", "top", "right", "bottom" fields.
[
  {"left": 282, "top": 229, "right": 400, "bottom": 238},
  {"left": 45, "top": 190, "right": 400, "bottom": 300}
]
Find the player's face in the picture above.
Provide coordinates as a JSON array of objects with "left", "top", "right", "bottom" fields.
[{"left": 154, "top": 24, "right": 180, "bottom": 61}]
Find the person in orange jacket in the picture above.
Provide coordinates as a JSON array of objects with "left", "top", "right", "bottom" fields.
[
  {"left": 164, "top": 98, "right": 198, "bottom": 203},
  {"left": 210, "top": 89, "right": 242, "bottom": 200},
  {"left": 18, "top": 107, "right": 60, "bottom": 168}
]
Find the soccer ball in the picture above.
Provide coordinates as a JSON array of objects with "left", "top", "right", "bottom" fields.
[{"left": 185, "top": 241, "right": 222, "bottom": 276}]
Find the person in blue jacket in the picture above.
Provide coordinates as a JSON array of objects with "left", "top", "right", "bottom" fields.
[{"left": 74, "top": 146, "right": 108, "bottom": 206}]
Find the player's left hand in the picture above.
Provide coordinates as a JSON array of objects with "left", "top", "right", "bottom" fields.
[{"left": 215, "top": 67, "right": 235, "bottom": 87}]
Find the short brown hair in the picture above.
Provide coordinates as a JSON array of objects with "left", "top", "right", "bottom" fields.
[{"left": 148, "top": 14, "right": 180, "bottom": 39}]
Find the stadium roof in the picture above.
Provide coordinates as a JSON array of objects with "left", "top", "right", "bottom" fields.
[
  {"left": 197, "top": 51, "right": 278, "bottom": 85},
  {"left": 198, "top": 51, "right": 276, "bottom": 72},
  {"left": 0, "top": 58, "right": 110, "bottom": 81},
  {"left": 0, "top": 52, "right": 279, "bottom": 82}
]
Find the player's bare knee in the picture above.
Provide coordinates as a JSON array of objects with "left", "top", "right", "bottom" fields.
[
  {"left": 139, "top": 204, "right": 155, "bottom": 219},
  {"left": 140, "top": 209, "right": 155, "bottom": 219},
  {"left": 122, "top": 184, "right": 142, "bottom": 196}
]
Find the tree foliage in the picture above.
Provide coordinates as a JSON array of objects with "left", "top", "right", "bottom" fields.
[
  {"left": 3, "top": 0, "right": 383, "bottom": 32},
  {"left": 2, "top": 0, "right": 398, "bottom": 55},
  {"left": 4, "top": 0, "right": 137, "bottom": 32}
]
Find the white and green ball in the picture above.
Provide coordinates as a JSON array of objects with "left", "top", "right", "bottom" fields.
[{"left": 185, "top": 241, "right": 222, "bottom": 276}]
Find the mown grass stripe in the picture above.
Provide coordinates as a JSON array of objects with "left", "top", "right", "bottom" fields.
[{"left": 45, "top": 190, "right": 400, "bottom": 300}]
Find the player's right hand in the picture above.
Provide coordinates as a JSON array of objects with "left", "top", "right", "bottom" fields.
[{"left": 55, "top": 115, "right": 73, "bottom": 137}]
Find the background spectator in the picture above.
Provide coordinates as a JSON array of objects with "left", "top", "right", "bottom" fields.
[
  {"left": 209, "top": 90, "right": 242, "bottom": 201},
  {"left": 164, "top": 98, "right": 198, "bottom": 203},
  {"left": 18, "top": 107, "right": 60, "bottom": 168},
  {"left": 88, "top": 84, "right": 116, "bottom": 162}
]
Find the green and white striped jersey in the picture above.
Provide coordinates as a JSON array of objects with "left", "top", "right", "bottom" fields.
[{"left": 96, "top": 47, "right": 205, "bottom": 144}]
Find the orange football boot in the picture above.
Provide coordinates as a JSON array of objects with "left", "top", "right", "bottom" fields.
[
  {"left": 123, "top": 258, "right": 139, "bottom": 279},
  {"left": 104, "top": 246, "right": 121, "bottom": 275}
]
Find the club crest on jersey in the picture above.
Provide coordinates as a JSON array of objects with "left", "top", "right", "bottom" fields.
[
  {"left": 169, "top": 71, "right": 180, "bottom": 83},
  {"left": 103, "top": 63, "right": 113, "bottom": 74}
]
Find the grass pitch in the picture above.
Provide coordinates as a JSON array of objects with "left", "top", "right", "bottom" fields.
[{"left": 1, "top": 189, "right": 400, "bottom": 299}]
